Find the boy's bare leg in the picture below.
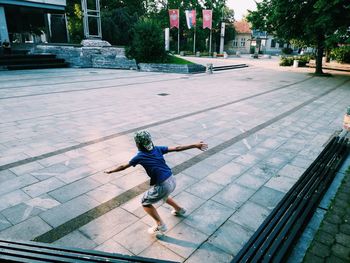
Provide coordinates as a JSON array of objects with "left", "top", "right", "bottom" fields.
[
  {"left": 143, "top": 205, "right": 164, "bottom": 225},
  {"left": 165, "top": 197, "right": 181, "bottom": 211}
]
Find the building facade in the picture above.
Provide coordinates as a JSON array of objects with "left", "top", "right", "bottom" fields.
[
  {"left": 0, "top": 0, "right": 67, "bottom": 45},
  {"left": 225, "top": 20, "right": 252, "bottom": 54},
  {"left": 225, "top": 19, "right": 297, "bottom": 55}
]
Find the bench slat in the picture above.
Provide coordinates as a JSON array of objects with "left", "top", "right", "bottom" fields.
[{"left": 232, "top": 136, "right": 349, "bottom": 263}]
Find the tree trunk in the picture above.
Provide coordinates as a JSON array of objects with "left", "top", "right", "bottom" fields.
[
  {"left": 325, "top": 49, "right": 331, "bottom": 63},
  {"left": 315, "top": 35, "right": 324, "bottom": 74}
]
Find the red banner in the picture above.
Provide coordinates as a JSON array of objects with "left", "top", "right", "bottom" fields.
[
  {"left": 169, "top": 9, "right": 179, "bottom": 29},
  {"left": 202, "top": 10, "right": 212, "bottom": 29}
]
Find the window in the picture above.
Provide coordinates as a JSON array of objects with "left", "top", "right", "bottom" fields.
[
  {"left": 271, "top": 39, "right": 276, "bottom": 48},
  {"left": 233, "top": 39, "right": 238, "bottom": 47},
  {"left": 240, "top": 38, "right": 246, "bottom": 47}
]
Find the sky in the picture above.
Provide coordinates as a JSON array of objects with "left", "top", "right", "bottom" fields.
[{"left": 227, "top": 0, "right": 260, "bottom": 21}]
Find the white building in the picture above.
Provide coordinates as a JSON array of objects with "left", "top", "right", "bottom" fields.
[
  {"left": 225, "top": 20, "right": 252, "bottom": 54},
  {"left": 225, "top": 19, "right": 297, "bottom": 55}
]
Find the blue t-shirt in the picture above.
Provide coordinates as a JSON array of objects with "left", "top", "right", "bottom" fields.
[{"left": 129, "top": 146, "right": 172, "bottom": 185}]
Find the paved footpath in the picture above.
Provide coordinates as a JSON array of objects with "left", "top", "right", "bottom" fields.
[
  {"left": 0, "top": 58, "right": 349, "bottom": 262},
  {"left": 303, "top": 167, "right": 350, "bottom": 263}
]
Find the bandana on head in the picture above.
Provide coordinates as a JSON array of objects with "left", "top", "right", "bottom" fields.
[{"left": 134, "top": 130, "right": 154, "bottom": 151}]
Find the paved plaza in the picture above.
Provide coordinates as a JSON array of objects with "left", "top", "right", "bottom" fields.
[{"left": 0, "top": 57, "right": 349, "bottom": 262}]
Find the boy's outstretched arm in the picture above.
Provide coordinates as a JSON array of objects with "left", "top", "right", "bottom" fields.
[
  {"left": 168, "top": 141, "right": 208, "bottom": 152},
  {"left": 104, "top": 163, "right": 131, "bottom": 174}
]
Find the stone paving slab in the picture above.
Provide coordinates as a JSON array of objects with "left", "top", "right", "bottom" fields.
[
  {"left": 208, "top": 220, "right": 253, "bottom": 256},
  {"left": 39, "top": 195, "right": 100, "bottom": 228},
  {"left": 79, "top": 207, "right": 138, "bottom": 245},
  {"left": 2, "top": 194, "right": 60, "bottom": 225},
  {"left": 0, "top": 216, "right": 52, "bottom": 241},
  {"left": 0, "top": 60, "right": 349, "bottom": 262}
]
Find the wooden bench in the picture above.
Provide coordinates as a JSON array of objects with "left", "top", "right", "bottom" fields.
[
  {"left": 232, "top": 136, "right": 349, "bottom": 263},
  {"left": 0, "top": 239, "right": 178, "bottom": 263}
]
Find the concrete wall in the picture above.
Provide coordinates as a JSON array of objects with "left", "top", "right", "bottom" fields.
[
  {"left": 138, "top": 63, "right": 206, "bottom": 73},
  {"left": 225, "top": 33, "right": 252, "bottom": 54},
  {"left": 33, "top": 45, "right": 137, "bottom": 69}
]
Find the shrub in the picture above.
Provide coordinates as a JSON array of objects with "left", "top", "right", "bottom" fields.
[
  {"left": 200, "top": 52, "right": 211, "bottom": 57},
  {"left": 282, "top": 47, "right": 293, "bottom": 54},
  {"left": 184, "top": 51, "right": 194, "bottom": 56},
  {"left": 295, "top": 55, "right": 312, "bottom": 67},
  {"left": 331, "top": 46, "right": 350, "bottom": 63},
  {"left": 126, "top": 19, "right": 166, "bottom": 63},
  {"left": 279, "top": 56, "right": 294, "bottom": 66},
  {"left": 225, "top": 49, "right": 236, "bottom": 55},
  {"left": 279, "top": 55, "right": 311, "bottom": 67}
]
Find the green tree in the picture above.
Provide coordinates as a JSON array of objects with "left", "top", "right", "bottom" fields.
[
  {"left": 101, "top": 8, "right": 138, "bottom": 45},
  {"left": 145, "top": 0, "right": 235, "bottom": 53},
  {"left": 66, "top": 0, "right": 84, "bottom": 43},
  {"left": 126, "top": 19, "right": 167, "bottom": 62},
  {"left": 100, "top": 0, "right": 146, "bottom": 17},
  {"left": 65, "top": 0, "right": 235, "bottom": 51},
  {"left": 247, "top": 0, "right": 350, "bottom": 74}
]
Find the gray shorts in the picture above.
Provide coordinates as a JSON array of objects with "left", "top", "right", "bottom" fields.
[{"left": 141, "top": 176, "right": 176, "bottom": 206}]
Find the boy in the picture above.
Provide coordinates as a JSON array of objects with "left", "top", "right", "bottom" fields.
[{"left": 104, "top": 130, "right": 208, "bottom": 235}]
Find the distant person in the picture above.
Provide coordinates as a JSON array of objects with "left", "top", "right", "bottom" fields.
[{"left": 104, "top": 130, "right": 208, "bottom": 236}]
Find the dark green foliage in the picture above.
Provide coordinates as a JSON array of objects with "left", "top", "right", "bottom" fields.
[
  {"left": 279, "top": 55, "right": 311, "bottom": 67},
  {"left": 66, "top": 0, "right": 84, "bottom": 43},
  {"left": 99, "top": 0, "right": 145, "bottom": 46},
  {"left": 279, "top": 56, "right": 294, "bottom": 66},
  {"left": 247, "top": 0, "right": 350, "bottom": 74},
  {"left": 100, "top": 0, "right": 145, "bottom": 17},
  {"left": 297, "top": 55, "right": 312, "bottom": 67},
  {"left": 126, "top": 19, "right": 167, "bottom": 63},
  {"left": 331, "top": 46, "right": 350, "bottom": 64},
  {"left": 282, "top": 47, "right": 293, "bottom": 55},
  {"left": 147, "top": 0, "right": 235, "bottom": 53},
  {"left": 101, "top": 8, "right": 138, "bottom": 46},
  {"left": 66, "top": 0, "right": 235, "bottom": 52}
]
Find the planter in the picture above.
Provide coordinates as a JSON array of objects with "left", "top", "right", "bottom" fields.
[
  {"left": 33, "top": 44, "right": 137, "bottom": 69},
  {"left": 138, "top": 63, "right": 206, "bottom": 73},
  {"left": 293, "top": 60, "right": 299, "bottom": 68}
]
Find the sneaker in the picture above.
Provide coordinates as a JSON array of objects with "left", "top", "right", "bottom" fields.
[
  {"left": 171, "top": 208, "right": 186, "bottom": 216},
  {"left": 148, "top": 224, "right": 167, "bottom": 235}
]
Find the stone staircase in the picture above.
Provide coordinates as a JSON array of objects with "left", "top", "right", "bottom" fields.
[{"left": 0, "top": 53, "right": 69, "bottom": 70}]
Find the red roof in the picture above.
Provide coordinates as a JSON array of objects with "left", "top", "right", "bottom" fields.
[{"left": 234, "top": 20, "right": 251, "bottom": 34}]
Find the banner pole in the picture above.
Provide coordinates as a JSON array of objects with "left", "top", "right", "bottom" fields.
[
  {"left": 209, "top": 29, "right": 212, "bottom": 54},
  {"left": 178, "top": 28, "right": 180, "bottom": 54},
  {"left": 193, "top": 27, "right": 196, "bottom": 54}
]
